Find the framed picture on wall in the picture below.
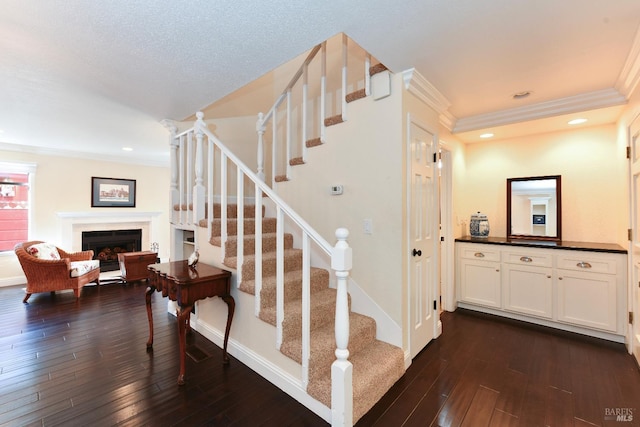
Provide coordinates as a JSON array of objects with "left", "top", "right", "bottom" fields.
[{"left": 91, "top": 177, "right": 136, "bottom": 207}]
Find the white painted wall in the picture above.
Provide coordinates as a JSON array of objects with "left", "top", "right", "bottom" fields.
[
  {"left": 0, "top": 150, "right": 171, "bottom": 286},
  {"left": 460, "top": 124, "right": 628, "bottom": 246}
]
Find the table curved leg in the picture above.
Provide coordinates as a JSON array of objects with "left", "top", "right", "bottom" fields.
[
  {"left": 177, "top": 304, "right": 192, "bottom": 385},
  {"left": 221, "top": 294, "right": 235, "bottom": 364},
  {"left": 145, "top": 286, "right": 155, "bottom": 349}
]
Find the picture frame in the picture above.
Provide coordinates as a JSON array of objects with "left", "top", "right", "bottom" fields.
[{"left": 91, "top": 177, "right": 136, "bottom": 208}]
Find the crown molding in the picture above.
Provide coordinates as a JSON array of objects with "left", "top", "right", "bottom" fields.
[
  {"left": 616, "top": 24, "right": 640, "bottom": 99},
  {"left": 452, "top": 88, "right": 627, "bottom": 133},
  {"left": 402, "top": 68, "right": 455, "bottom": 130}
]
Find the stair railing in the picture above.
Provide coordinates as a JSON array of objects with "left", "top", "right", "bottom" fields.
[
  {"left": 256, "top": 33, "right": 372, "bottom": 185},
  {"left": 171, "top": 112, "right": 354, "bottom": 426}
]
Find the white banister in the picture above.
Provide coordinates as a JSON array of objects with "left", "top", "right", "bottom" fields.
[
  {"left": 331, "top": 228, "right": 353, "bottom": 427},
  {"left": 220, "top": 152, "right": 228, "bottom": 260},
  {"left": 256, "top": 112, "right": 265, "bottom": 182},
  {"left": 165, "top": 121, "right": 179, "bottom": 223},
  {"left": 178, "top": 134, "right": 186, "bottom": 225},
  {"left": 320, "top": 41, "right": 327, "bottom": 143},
  {"left": 275, "top": 206, "right": 285, "bottom": 349},
  {"left": 186, "top": 131, "right": 194, "bottom": 224},
  {"left": 286, "top": 90, "right": 292, "bottom": 179},
  {"left": 236, "top": 166, "right": 244, "bottom": 285},
  {"left": 302, "top": 62, "right": 308, "bottom": 162},
  {"left": 341, "top": 34, "right": 348, "bottom": 122},
  {"left": 365, "top": 53, "right": 372, "bottom": 96},
  {"left": 301, "top": 232, "right": 311, "bottom": 388},
  {"left": 254, "top": 183, "right": 263, "bottom": 317},
  {"left": 271, "top": 107, "right": 278, "bottom": 187}
]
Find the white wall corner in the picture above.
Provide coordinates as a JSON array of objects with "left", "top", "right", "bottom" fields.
[{"left": 401, "top": 68, "right": 452, "bottom": 120}]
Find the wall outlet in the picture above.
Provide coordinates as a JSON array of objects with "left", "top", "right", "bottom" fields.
[
  {"left": 363, "top": 218, "right": 373, "bottom": 234},
  {"left": 330, "top": 185, "right": 344, "bottom": 195}
]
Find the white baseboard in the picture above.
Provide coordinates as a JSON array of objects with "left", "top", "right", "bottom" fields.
[
  {"left": 0, "top": 276, "right": 25, "bottom": 287},
  {"left": 194, "top": 318, "right": 332, "bottom": 423}
]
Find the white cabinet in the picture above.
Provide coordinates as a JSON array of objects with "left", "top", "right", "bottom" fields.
[
  {"left": 458, "top": 245, "right": 501, "bottom": 308},
  {"left": 501, "top": 248, "right": 553, "bottom": 319},
  {"left": 455, "top": 241, "right": 627, "bottom": 340},
  {"left": 556, "top": 251, "right": 620, "bottom": 332}
]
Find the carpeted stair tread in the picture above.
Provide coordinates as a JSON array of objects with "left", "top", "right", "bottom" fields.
[
  {"left": 306, "top": 339, "right": 405, "bottom": 423},
  {"left": 369, "top": 63, "right": 388, "bottom": 76},
  {"left": 209, "top": 217, "right": 278, "bottom": 237},
  {"left": 346, "top": 88, "right": 366, "bottom": 103},
  {"left": 225, "top": 248, "right": 303, "bottom": 280},
  {"left": 279, "top": 312, "right": 377, "bottom": 373},
  {"left": 289, "top": 157, "right": 305, "bottom": 166},
  {"left": 324, "top": 114, "right": 344, "bottom": 127},
  {"left": 259, "top": 288, "right": 338, "bottom": 342},
  {"left": 239, "top": 268, "right": 329, "bottom": 307},
  {"left": 210, "top": 232, "right": 294, "bottom": 256},
  {"left": 305, "top": 138, "right": 322, "bottom": 148},
  {"left": 274, "top": 175, "right": 289, "bottom": 182}
]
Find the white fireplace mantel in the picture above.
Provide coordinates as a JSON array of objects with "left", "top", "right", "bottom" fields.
[{"left": 57, "top": 211, "right": 162, "bottom": 252}]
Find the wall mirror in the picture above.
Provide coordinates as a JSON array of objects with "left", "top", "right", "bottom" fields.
[{"left": 507, "top": 175, "right": 561, "bottom": 241}]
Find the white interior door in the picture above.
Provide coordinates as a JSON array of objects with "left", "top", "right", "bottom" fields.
[
  {"left": 409, "top": 118, "right": 437, "bottom": 358},
  {"left": 629, "top": 114, "right": 640, "bottom": 365}
]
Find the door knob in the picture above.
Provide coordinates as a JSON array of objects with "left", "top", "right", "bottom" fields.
[{"left": 412, "top": 248, "right": 422, "bottom": 257}]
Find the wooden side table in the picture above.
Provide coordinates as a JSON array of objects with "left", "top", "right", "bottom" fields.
[
  {"left": 146, "top": 261, "right": 234, "bottom": 385},
  {"left": 118, "top": 251, "right": 159, "bottom": 283}
]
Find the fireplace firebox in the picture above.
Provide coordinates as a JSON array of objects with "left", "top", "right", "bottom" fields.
[{"left": 82, "top": 229, "right": 142, "bottom": 272}]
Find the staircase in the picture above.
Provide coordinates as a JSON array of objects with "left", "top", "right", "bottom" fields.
[
  {"left": 167, "top": 33, "right": 405, "bottom": 426},
  {"left": 199, "top": 202, "right": 404, "bottom": 422}
]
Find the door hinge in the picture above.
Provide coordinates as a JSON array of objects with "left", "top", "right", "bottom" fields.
[
  {"left": 433, "top": 300, "right": 437, "bottom": 310},
  {"left": 629, "top": 228, "right": 633, "bottom": 241},
  {"left": 630, "top": 311, "right": 634, "bottom": 324},
  {"left": 433, "top": 152, "right": 437, "bottom": 163},
  {"left": 627, "top": 146, "right": 631, "bottom": 159}
]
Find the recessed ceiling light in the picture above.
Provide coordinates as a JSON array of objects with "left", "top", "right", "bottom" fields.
[
  {"left": 480, "top": 133, "right": 494, "bottom": 139},
  {"left": 122, "top": 147, "right": 133, "bottom": 151},
  {"left": 512, "top": 91, "right": 531, "bottom": 100},
  {"left": 568, "top": 118, "right": 588, "bottom": 125}
]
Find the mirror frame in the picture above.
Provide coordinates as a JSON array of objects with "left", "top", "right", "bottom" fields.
[{"left": 507, "top": 175, "right": 562, "bottom": 242}]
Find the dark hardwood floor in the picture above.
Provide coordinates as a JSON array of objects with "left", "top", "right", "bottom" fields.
[{"left": 1, "top": 282, "right": 639, "bottom": 426}]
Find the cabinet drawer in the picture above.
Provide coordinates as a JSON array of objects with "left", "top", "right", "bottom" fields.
[
  {"left": 502, "top": 250, "right": 552, "bottom": 267},
  {"left": 459, "top": 245, "right": 500, "bottom": 262},
  {"left": 556, "top": 253, "right": 618, "bottom": 275}
]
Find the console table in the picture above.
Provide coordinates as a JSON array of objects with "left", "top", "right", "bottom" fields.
[{"left": 146, "top": 261, "right": 234, "bottom": 385}]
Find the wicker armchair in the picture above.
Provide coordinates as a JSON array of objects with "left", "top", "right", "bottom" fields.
[{"left": 15, "top": 241, "right": 101, "bottom": 303}]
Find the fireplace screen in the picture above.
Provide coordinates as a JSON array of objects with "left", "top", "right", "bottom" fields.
[{"left": 82, "top": 229, "right": 142, "bottom": 272}]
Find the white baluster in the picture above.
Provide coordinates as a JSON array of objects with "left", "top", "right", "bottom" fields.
[
  {"left": 302, "top": 63, "right": 308, "bottom": 162},
  {"left": 162, "top": 120, "right": 178, "bottom": 223},
  {"left": 193, "top": 112, "right": 206, "bottom": 224},
  {"left": 320, "top": 41, "right": 327, "bottom": 143},
  {"left": 341, "top": 34, "right": 348, "bottom": 122},
  {"left": 331, "top": 228, "right": 352, "bottom": 427},
  {"left": 256, "top": 112, "right": 266, "bottom": 182}
]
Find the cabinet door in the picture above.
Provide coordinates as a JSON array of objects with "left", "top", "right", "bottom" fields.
[
  {"left": 459, "top": 259, "right": 501, "bottom": 308},
  {"left": 502, "top": 264, "right": 553, "bottom": 319},
  {"left": 556, "top": 269, "right": 617, "bottom": 332}
]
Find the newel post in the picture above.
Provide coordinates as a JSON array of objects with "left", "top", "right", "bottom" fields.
[
  {"left": 193, "top": 112, "right": 207, "bottom": 224},
  {"left": 256, "top": 113, "right": 266, "bottom": 182},
  {"left": 331, "top": 228, "right": 353, "bottom": 427}
]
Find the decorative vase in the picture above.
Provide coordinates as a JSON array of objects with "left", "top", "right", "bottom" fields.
[{"left": 470, "top": 212, "right": 490, "bottom": 238}]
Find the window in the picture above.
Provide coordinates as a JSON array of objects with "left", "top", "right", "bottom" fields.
[{"left": 0, "top": 162, "right": 36, "bottom": 252}]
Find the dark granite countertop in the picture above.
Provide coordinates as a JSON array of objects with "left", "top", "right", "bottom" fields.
[{"left": 455, "top": 236, "right": 627, "bottom": 254}]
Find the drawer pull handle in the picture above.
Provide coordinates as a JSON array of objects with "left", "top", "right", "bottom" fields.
[
  {"left": 474, "top": 252, "right": 485, "bottom": 258},
  {"left": 520, "top": 256, "right": 533, "bottom": 263},
  {"left": 576, "top": 262, "right": 592, "bottom": 269}
]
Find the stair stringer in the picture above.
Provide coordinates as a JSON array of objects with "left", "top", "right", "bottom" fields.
[{"left": 187, "top": 225, "right": 333, "bottom": 423}]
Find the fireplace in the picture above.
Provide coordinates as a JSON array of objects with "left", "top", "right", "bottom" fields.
[{"left": 82, "top": 229, "right": 142, "bottom": 272}]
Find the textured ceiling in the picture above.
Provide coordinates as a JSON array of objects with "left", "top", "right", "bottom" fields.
[{"left": 1, "top": 1, "right": 639, "bottom": 165}]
